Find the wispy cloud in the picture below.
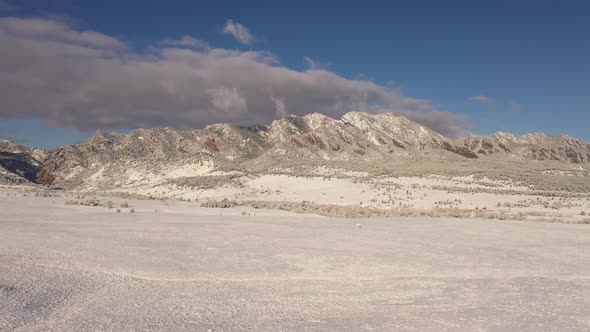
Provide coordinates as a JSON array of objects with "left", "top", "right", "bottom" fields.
[
  {"left": 0, "top": 16, "right": 470, "bottom": 137},
  {"left": 468, "top": 95, "right": 495, "bottom": 106},
  {"left": 303, "top": 56, "right": 331, "bottom": 70},
  {"left": 160, "top": 35, "right": 209, "bottom": 49},
  {"left": 222, "top": 19, "right": 255, "bottom": 45}
]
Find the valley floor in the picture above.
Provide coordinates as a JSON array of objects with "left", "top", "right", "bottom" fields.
[
  {"left": 81, "top": 165, "right": 590, "bottom": 223},
  {"left": 1, "top": 186, "right": 590, "bottom": 331}
]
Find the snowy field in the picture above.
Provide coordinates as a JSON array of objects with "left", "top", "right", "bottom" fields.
[{"left": 1, "top": 188, "right": 590, "bottom": 331}]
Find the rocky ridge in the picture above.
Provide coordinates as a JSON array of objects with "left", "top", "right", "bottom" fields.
[{"left": 3, "top": 112, "right": 589, "bottom": 188}]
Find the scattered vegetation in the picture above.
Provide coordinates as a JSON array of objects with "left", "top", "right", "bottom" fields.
[
  {"left": 200, "top": 198, "right": 237, "bottom": 208},
  {"left": 166, "top": 174, "right": 242, "bottom": 189},
  {"left": 241, "top": 200, "right": 530, "bottom": 221}
]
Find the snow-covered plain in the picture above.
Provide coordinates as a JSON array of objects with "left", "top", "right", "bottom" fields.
[{"left": 1, "top": 187, "right": 590, "bottom": 331}]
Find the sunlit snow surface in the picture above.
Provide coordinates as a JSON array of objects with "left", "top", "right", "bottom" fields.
[{"left": 1, "top": 186, "right": 589, "bottom": 331}]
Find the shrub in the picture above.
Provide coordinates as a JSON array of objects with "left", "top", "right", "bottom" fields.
[
  {"left": 83, "top": 199, "right": 100, "bottom": 207},
  {"left": 200, "top": 198, "right": 237, "bottom": 208}
]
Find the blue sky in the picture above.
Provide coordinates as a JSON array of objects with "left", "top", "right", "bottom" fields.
[{"left": 0, "top": 0, "right": 588, "bottom": 149}]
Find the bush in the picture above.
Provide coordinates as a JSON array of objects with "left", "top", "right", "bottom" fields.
[
  {"left": 200, "top": 198, "right": 237, "bottom": 208},
  {"left": 84, "top": 199, "right": 100, "bottom": 207}
]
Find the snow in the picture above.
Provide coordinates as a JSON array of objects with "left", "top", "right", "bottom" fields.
[{"left": 1, "top": 186, "right": 589, "bottom": 331}]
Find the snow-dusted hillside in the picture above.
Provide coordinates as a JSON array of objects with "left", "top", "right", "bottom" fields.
[{"left": 0, "top": 140, "right": 46, "bottom": 184}]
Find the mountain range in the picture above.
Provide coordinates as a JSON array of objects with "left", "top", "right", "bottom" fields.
[{"left": 1, "top": 112, "right": 589, "bottom": 188}]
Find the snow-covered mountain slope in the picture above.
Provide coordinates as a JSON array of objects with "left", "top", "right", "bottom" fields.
[
  {"left": 462, "top": 132, "right": 590, "bottom": 162},
  {"left": 34, "top": 112, "right": 590, "bottom": 189}
]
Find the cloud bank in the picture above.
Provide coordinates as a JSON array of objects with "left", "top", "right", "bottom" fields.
[{"left": 0, "top": 17, "right": 470, "bottom": 137}]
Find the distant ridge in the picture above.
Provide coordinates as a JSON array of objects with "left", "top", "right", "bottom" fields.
[{"left": 1, "top": 112, "right": 589, "bottom": 187}]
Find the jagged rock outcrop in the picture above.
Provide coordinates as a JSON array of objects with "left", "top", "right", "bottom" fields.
[{"left": 260, "top": 112, "right": 478, "bottom": 159}]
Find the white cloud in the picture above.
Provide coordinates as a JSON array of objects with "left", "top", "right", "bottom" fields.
[
  {"left": 208, "top": 87, "right": 247, "bottom": 114},
  {"left": 0, "top": 17, "right": 126, "bottom": 50},
  {"left": 468, "top": 95, "right": 495, "bottom": 105},
  {"left": 271, "top": 97, "right": 287, "bottom": 118},
  {"left": 0, "top": 17, "right": 470, "bottom": 137},
  {"left": 304, "top": 56, "right": 331, "bottom": 70},
  {"left": 160, "top": 35, "right": 209, "bottom": 49},
  {"left": 222, "top": 19, "right": 255, "bottom": 45}
]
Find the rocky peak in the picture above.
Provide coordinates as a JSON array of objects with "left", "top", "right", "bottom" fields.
[{"left": 302, "top": 112, "right": 335, "bottom": 130}]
